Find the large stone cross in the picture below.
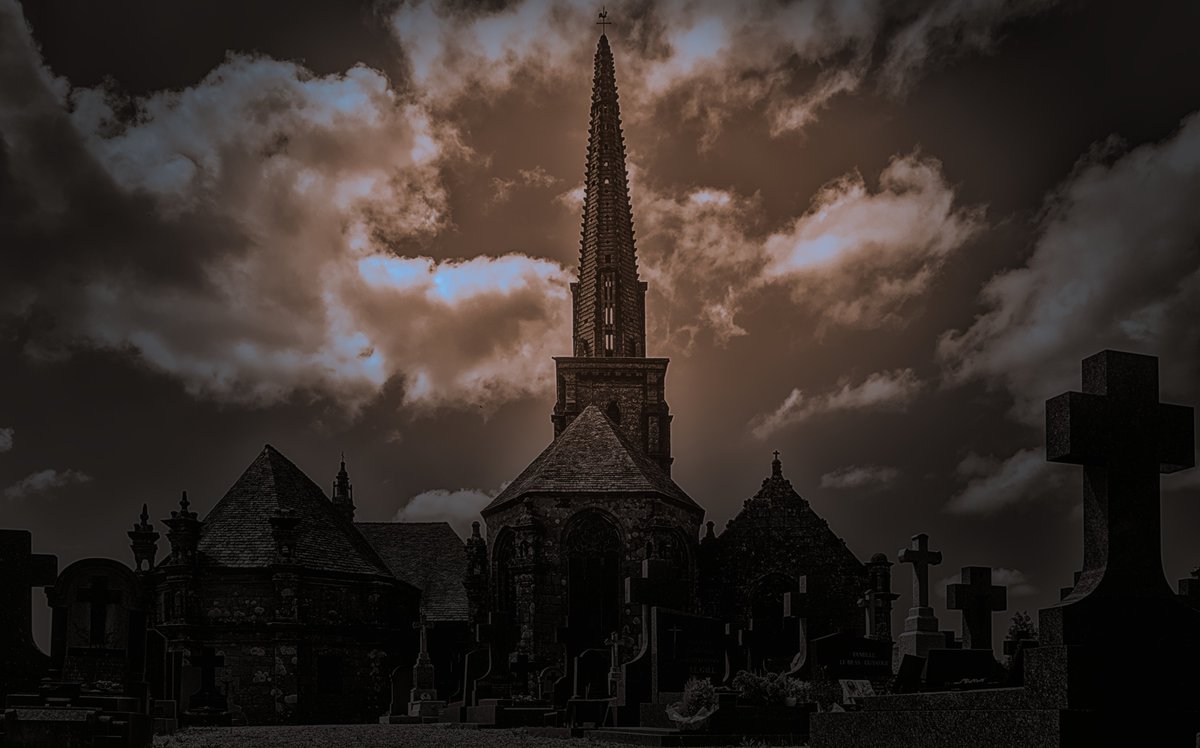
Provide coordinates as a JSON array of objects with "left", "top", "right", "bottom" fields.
[
  {"left": 76, "top": 576, "right": 122, "bottom": 647},
  {"left": 946, "top": 566, "right": 1006, "bottom": 650},
  {"left": 0, "top": 530, "right": 57, "bottom": 648},
  {"left": 1047, "top": 350, "right": 1194, "bottom": 597},
  {"left": 898, "top": 534, "right": 942, "bottom": 609}
]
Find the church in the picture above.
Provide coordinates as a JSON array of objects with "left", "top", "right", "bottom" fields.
[{"left": 10, "top": 30, "right": 873, "bottom": 728}]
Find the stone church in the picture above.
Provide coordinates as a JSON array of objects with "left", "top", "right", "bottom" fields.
[
  {"left": 8, "top": 30, "right": 872, "bottom": 730},
  {"left": 473, "top": 32, "right": 868, "bottom": 683}
]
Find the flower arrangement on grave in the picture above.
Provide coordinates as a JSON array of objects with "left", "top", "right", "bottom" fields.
[
  {"left": 807, "top": 667, "right": 841, "bottom": 712},
  {"left": 666, "top": 677, "right": 719, "bottom": 730},
  {"left": 83, "top": 680, "right": 124, "bottom": 694},
  {"left": 730, "top": 671, "right": 810, "bottom": 707}
]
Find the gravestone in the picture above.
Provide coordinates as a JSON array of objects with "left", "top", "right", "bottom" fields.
[
  {"left": 651, "top": 608, "right": 725, "bottom": 695},
  {"left": 809, "top": 631, "right": 892, "bottom": 690},
  {"left": 895, "top": 534, "right": 944, "bottom": 662},
  {"left": 810, "top": 351, "right": 1200, "bottom": 747},
  {"left": 408, "top": 614, "right": 445, "bottom": 717},
  {"left": 945, "top": 566, "right": 1006, "bottom": 650},
  {"left": 46, "top": 559, "right": 145, "bottom": 690},
  {"left": 782, "top": 580, "right": 809, "bottom": 675},
  {"left": 922, "top": 648, "right": 1001, "bottom": 690},
  {"left": 0, "top": 529, "right": 57, "bottom": 695},
  {"left": 611, "top": 558, "right": 675, "bottom": 726},
  {"left": 468, "top": 612, "right": 519, "bottom": 703},
  {"left": 7, "top": 558, "right": 152, "bottom": 747}
]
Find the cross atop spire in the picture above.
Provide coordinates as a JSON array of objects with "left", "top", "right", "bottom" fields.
[
  {"left": 570, "top": 30, "right": 646, "bottom": 359},
  {"left": 596, "top": 7, "right": 611, "bottom": 34}
]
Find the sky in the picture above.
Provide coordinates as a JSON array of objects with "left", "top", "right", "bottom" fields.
[{"left": 2, "top": 0, "right": 1199, "bottom": 650}]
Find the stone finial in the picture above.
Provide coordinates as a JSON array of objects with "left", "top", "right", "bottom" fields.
[
  {"left": 128, "top": 502, "right": 160, "bottom": 572},
  {"left": 163, "top": 490, "right": 201, "bottom": 565}
]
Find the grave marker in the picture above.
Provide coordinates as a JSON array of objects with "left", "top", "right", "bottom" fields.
[{"left": 946, "top": 567, "right": 1007, "bottom": 650}]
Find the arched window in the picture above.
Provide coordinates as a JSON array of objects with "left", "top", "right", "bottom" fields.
[{"left": 606, "top": 400, "right": 621, "bottom": 424}]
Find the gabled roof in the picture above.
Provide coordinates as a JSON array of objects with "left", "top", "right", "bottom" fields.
[
  {"left": 192, "top": 445, "right": 393, "bottom": 577},
  {"left": 355, "top": 522, "right": 469, "bottom": 622},
  {"left": 483, "top": 405, "right": 701, "bottom": 514}
]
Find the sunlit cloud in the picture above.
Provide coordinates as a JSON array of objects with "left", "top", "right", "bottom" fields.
[
  {"left": 389, "top": 0, "right": 1060, "bottom": 141},
  {"left": 5, "top": 468, "right": 92, "bottom": 501},
  {"left": 0, "top": 428, "right": 12, "bottom": 453},
  {"left": 394, "top": 486, "right": 503, "bottom": 536},
  {"left": 947, "top": 448, "right": 1063, "bottom": 514},
  {"left": 750, "top": 368, "right": 922, "bottom": 439},
  {"left": 939, "top": 111, "right": 1200, "bottom": 424},
  {"left": 820, "top": 464, "right": 899, "bottom": 490}
]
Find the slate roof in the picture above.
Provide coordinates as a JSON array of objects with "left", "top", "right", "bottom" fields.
[
  {"left": 191, "top": 445, "right": 393, "bottom": 577},
  {"left": 482, "top": 405, "right": 701, "bottom": 514},
  {"left": 355, "top": 522, "right": 470, "bottom": 622}
]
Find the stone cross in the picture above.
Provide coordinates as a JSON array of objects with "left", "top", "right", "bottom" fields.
[
  {"left": 898, "top": 534, "right": 942, "bottom": 608},
  {"left": 413, "top": 613, "right": 433, "bottom": 665},
  {"left": 858, "top": 590, "right": 881, "bottom": 638},
  {"left": 76, "top": 576, "right": 122, "bottom": 647},
  {"left": 1047, "top": 350, "right": 1194, "bottom": 597},
  {"left": 0, "top": 530, "right": 57, "bottom": 648},
  {"left": 946, "top": 567, "right": 1007, "bottom": 650}
]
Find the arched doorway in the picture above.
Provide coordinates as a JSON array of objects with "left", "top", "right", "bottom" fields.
[{"left": 562, "top": 511, "right": 623, "bottom": 651}]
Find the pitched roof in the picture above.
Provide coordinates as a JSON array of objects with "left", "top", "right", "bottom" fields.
[
  {"left": 483, "top": 405, "right": 701, "bottom": 514},
  {"left": 355, "top": 522, "right": 469, "bottom": 622},
  {"left": 192, "top": 445, "right": 393, "bottom": 577}
]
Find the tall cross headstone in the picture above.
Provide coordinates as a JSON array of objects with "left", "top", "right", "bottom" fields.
[
  {"left": 0, "top": 530, "right": 58, "bottom": 693},
  {"left": 1030, "top": 351, "right": 1200, "bottom": 742},
  {"left": 899, "top": 534, "right": 941, "bottom": 609},
  {"left": 896, "top": 533, "right": 945, "bottom": 661},
  {"left": 946, "top": 567, "right": 1007, "bottom": 650},
  {"left": 1046, "top": 349, "right": 1194, "bottom": 601}
]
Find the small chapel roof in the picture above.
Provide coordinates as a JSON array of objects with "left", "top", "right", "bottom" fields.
[
  {"left": 191, "top": 444, "right": 394, "bottom": 577},
  {"left": 355, "top": 521, "right": 469, "bottom": 622},
  {"left": 482, "top": 404, "right": 701, "bottom": 514}
]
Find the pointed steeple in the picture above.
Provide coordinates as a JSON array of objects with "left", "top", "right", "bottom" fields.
[
  {"left": 572, "top": 31, "right": 646, "bottom": 359},
  {"left": 332, "top": 453, "right": 355, "bottom": 523},
  {"left": 128, "top": 502, "right": 160, "bottom": 572}
]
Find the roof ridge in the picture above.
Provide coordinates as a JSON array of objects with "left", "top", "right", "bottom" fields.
[{"left": 482, "top": 404, "right": 699, "bottom": 515}]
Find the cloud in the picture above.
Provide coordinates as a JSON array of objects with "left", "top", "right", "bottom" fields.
[
  {"left": 947, "top": 447, "right": 1063, "bottom": 514},
  {"left": 389, "top": 0, "right": 1059, "bottom": 141},
  {"left": 490, "top": 165, "right": 560, "bottom": 206},
  {"left": 939, "top": 112, "right": 1200, "bottom": 423},
  {"left": 0, "top": 428, "right": 12, "bottom": 453},
  {"left": 751, "top": 368, "right": 921, "bottom": 439},
  {"left": 394, "top": 487, "right": 499, "bottom": 536},
  {"left": 4, "top": 468, "right": 92, "bottom": 501},
  {"left": 637, "top": 153, "right": 984, "bottom": 347},
  {"left": 820, "top": 464, "right": 899, "bottom": 490},
  {"left": 0, "top": 7, "right": 572, "bottom": 413}
]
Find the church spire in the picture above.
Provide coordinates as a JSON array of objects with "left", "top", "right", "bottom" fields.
[{"left": 572, "top": 30, "right": 646, "bottom": 359}]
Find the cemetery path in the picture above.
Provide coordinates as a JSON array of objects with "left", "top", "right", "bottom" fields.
[{"left": 155, "top": 724, "right": 808, "bottom": 747}]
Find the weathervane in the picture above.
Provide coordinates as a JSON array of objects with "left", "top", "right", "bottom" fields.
[{"left": 597, "top": 7, "right": 611, "bottom": 33}]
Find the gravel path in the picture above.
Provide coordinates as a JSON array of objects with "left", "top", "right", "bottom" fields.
[
  {"left": 157, "top": 724, "right": 593, "bottom": 748},
  {"left": 154, "top": 724, "right": 806, "bottom": 748}
]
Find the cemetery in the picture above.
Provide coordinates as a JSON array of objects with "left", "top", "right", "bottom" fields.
[{"left": 2, "top": 15, "right": 1197, "bottom": 748}]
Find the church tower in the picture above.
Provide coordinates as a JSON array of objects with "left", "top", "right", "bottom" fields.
[
  {"left": 552, "top": 32, "right": 673, "bottom": 473},
  {"left": 481, "top": 28, "right": 702, "bottom": 683}
]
